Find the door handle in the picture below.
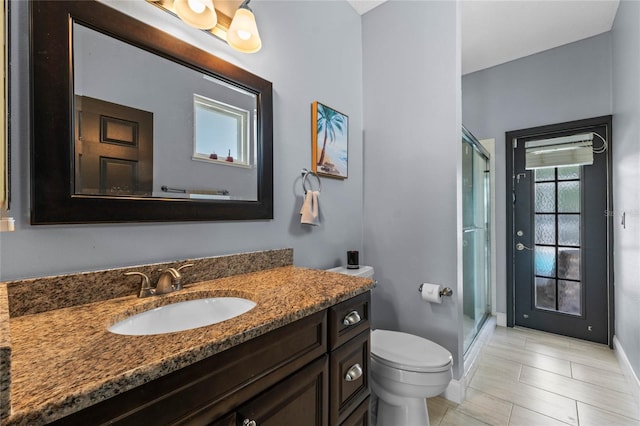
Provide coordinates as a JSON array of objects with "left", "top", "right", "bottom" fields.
[{"left": 516, "top": 243, "right": 533, "bottom": 251}]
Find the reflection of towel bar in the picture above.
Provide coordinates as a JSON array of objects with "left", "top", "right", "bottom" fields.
[
  {"left": 301, "top": 168, "right": 321, "bottom": 194},
  {"left": 161, "top": 185, "right": 229, "bottom": 195},
  {"left": 161, "top": 185, "right": 186, "bottom": 193}
]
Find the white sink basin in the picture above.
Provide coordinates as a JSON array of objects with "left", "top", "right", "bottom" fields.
[{"left": 108, "top": 297, "right": 257, "bottom": 336}]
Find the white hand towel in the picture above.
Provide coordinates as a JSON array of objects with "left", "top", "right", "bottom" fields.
[{"left": 300, "top": 190, "right": 320, "bottom": 225}]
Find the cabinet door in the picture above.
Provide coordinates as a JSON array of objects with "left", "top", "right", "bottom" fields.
[
  {"left": 330, "top": 330, "right": 370, "bottom": 425},
  {"left": 339, "top": 397, "right": 369, "bottom": 426},
  {"left": 236, "top": 355, "right": 328, "bottom": 426}
]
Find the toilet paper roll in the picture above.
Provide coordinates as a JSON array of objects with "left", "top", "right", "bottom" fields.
[{"left": 420, "top": 283, "right": 443, "bottom": 304}]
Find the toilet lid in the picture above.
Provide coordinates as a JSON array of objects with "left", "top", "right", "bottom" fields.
[{"left": 371, "top": 329, "right": 453, "bottom": 373}]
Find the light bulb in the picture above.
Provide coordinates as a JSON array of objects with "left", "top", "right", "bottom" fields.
[
  {"left": 174, "top": 0, "right": 217, "bottom": 29},
  {"left": 187, "top": 0, "right": 206, "bottom": 14},
  {"left": 237, "top": 30, "right": 251, "bottom": 40}
]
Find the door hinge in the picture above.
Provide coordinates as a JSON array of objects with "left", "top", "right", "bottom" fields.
[
  {"left": 513, "top": 139, "right": 518, "bottom": 149},
  {"left": 604, "top": 210, "right": 615, "bottom": 217}
]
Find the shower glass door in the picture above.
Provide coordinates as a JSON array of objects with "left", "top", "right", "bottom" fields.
[{"left": 462, "top": 127, "right": 491, "bottom": 354}]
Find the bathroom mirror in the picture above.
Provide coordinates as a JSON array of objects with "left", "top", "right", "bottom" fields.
[{"left": 30, "top": 0, "right": 273, "bottom": 224}]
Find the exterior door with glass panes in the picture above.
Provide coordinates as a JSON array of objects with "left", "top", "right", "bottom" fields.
[{"left": 508, "top": 117, "right": 612, "bottom": 344}]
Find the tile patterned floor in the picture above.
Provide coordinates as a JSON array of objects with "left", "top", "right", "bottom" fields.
[{"left": 428, "top": 326, "right": 640, "bottom": 425}]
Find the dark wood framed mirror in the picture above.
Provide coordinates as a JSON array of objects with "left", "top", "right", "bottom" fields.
[{"left": 30, "top": 0, "right": 273, "bottom": 224}]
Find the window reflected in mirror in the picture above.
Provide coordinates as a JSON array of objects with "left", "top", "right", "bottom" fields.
[{"left": 192, "top": 93, "right": 255, "bottom": 169}]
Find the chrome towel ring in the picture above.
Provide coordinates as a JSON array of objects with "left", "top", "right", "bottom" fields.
[{"left": 301, "top": 168, "right": 322, "bottom": 194}]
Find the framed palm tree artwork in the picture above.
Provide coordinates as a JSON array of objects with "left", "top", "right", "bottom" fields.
[{"left": 312, "top": 101, "right": 348, "bottom": 179}]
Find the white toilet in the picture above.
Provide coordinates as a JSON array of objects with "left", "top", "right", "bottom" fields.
[{"left": 327, "top": 265, "right": 453, "bottom": 426}]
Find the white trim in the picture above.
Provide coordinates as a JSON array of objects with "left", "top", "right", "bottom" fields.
[
  {"left": 479, "top": 138, "right": 497, "bottom": 318},
  {"left": 463, "top": 316, "right": 496, "bottom": 387},
  {"left": 614, "top": 335, "right": 640, "bottom": 402},
  {"left": 496, "top": 312, "right": 507, "bottom": 327},
  {"left": 444, "top": 317, "right": 497, "bottom": 404},
  {"left": 191, "top": 155, "right": 253, "bottom": 169},
  {"left": 442, "top": 378, "right": 465, "bottom": 404}
]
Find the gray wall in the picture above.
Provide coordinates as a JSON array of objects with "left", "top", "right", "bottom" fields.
[
  {"left": 612, "top": 0, "right": 640, "bottom": 381},
  {"left": 0, "top": 0, "right": 364, "bottom": 280},
  {"left": 362, "top": 1, "right": 464, "bottom": 378},
  {"left": 462, "top": 33, "right": 613, "bottom": 315}
]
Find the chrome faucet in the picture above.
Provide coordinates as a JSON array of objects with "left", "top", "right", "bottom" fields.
[{"left": 124, "top": 263, "right": 194, "bottom": 298}]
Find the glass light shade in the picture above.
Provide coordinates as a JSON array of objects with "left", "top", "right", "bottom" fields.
[
  {"left": 174, "top": 0, "right": 217, "bottom": 30},
  {"left": 227, "top": 8, "right": 262, "bottom": 53}
]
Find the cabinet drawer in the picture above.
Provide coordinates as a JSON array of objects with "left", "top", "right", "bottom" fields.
[
  {"left": 330, "top": 329, "right": 370, "bottom": 425},
  {"left": 328, "top": 292, "right": 370, "bottom": 350}
]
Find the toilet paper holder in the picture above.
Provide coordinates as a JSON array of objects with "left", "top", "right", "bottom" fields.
[{"left": 418, "top": 284, "right": 453, "bottom": 297}]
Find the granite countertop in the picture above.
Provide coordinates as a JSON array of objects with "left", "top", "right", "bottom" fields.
[{"left": 5, "top": 266, "right": 373, "bottom": 425}]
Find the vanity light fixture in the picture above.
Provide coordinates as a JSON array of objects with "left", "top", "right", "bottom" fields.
[
  {"left": 148, "top": 0, "right": 262, "bottom": 53},
  {"left": 174, "top": 0, "right": 217, "bottom": 30},
  {"left": 227, "top": 0, "right": 262, "bottom": 53}
]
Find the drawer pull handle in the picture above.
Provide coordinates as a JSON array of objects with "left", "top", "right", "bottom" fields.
[
  {"left": 345, "top": 363, "right": 363, "bottom": 381},
  {"left": 343, "top": 311, "right": 362, "bottom": 326},
  {"left": 243, "top": 419, "right": 257, "bottom": 426}
]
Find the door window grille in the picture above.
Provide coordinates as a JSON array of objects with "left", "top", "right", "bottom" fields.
[{"left": 534, "top": 165, "right": 582, "bottom": 315}]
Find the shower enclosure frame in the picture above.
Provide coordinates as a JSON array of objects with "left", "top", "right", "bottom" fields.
[{"left": 462, "top": 126, "right": 492, "bottom": 355}]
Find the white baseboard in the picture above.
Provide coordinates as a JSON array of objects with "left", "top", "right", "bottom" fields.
[
  {"left": 614, "top": 335, "right": 640, "bottom": 402},
  {"left": 496, "top": 312, "right": 507, "bottom": 327},
  {"left": 442, "top": 378, "right": 464, "bottom": 404},
  {"left": 442, "top": 316, "right": 497, "bottom": 405},
  {"left": 464, "top": 317, "right": 495, "bottom": 377}
]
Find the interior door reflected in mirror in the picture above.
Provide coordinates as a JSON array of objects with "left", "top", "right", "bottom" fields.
[
  {"left": 30, "top": 0, "right": 273, "bottom": 224},
  {"left": 73, "top": 22, "right": 258, "bottom": 201}
]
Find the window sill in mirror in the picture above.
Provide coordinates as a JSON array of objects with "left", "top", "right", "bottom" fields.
[
  {"left": 191, "top": 155, "right": 255, "bottom": 169},
  {"left": 0, "top": 216, "right": 14, "bottom": 232},
  {"left": 153, "top": 191, "right": 232, "bottom": 200}
]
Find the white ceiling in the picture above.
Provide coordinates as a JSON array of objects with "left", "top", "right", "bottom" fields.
[{"left": 347, "top": 0, "right": 620, "bottom": 75}]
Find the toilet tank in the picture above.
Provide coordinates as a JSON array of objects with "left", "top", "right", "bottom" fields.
[{"left": 326, "top": 265, "right": 374, "bottom": 279}]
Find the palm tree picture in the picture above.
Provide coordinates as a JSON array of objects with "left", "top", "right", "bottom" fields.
[{"left": 312, "top": 101, "right": 348, "bottom": 179}]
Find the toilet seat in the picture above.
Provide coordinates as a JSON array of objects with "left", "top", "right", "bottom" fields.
[{"left": 371, "top": 329, "right": 453, "bottom": 373}]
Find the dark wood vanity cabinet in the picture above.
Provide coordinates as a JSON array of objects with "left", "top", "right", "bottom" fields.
[
  {"left": 328, "top": 292, "right": 371, "bottom": 425},
  {"left": 50, "top": 292, "right": 370, "bottom": 426}
]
